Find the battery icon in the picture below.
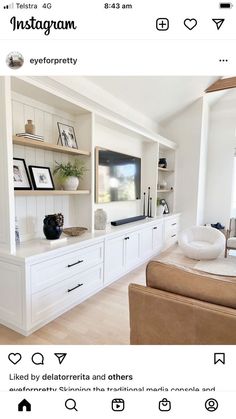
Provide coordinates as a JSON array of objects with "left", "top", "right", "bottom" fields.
[{"left": 219, "top": 2, "right": 233, "bottom": 7}]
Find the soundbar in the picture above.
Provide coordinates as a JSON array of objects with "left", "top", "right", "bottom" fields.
[{"left": 111, "top": 215, "right": 146, "bottom": 226}]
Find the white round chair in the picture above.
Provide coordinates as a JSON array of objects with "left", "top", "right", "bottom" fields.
[{"left": 178, "top": 226, "right": 225, "bottom": 260}]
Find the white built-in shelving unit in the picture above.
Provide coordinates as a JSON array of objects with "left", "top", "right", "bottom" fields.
[
  {"left": 0, "top": 76, "right": 177, "bottom": 254},
  {"left": 157, "top": 144, "right": 176, "bottom": 214}
]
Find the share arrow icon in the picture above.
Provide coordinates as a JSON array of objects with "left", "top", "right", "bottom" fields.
[
  {"left": 212, "top": 19, "right": 225, "bottom": 30},
  {"left": 54, "top": 353, "right": 67, "bottom": 364}
]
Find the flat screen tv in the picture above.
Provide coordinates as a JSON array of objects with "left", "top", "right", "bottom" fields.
[{"left": 95, "top": 147, "right": 141, "bottom": 203}]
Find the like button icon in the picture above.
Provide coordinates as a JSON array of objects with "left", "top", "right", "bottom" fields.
[{"left": 8, "top": 353, "right": 22, "bottom": 365}]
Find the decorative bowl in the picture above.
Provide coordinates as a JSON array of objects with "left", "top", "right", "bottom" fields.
[{"left": 63, "top": 227, "right": 88, "bottom": 237}]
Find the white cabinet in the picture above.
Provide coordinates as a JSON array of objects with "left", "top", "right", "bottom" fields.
[
  {"left": 0, "top": 214, "right": 180, "bottom": 335},
  {"left": 105, "top": 220, "right": 164, "bottom": 285},
  {"left": 104, "top": 235, "right": 125, "bottom": 284},
  {"left": 140, "top": 227, "right": 153, "bottom": 259},
  {"left": 29, "top": 241, "right": 104, "bottom": 331},
  {"left": 31, "top": 242, "right": 103, "bottom": 294},
  {"left": 164, "top": 215, "right": 180, "bottom": 248},
  {"left": 31, "top": 264, "right": 103, "bottom": 327},
  {"left": 0, "top": 261, "right": 23, "bottom": 328},
  {"left": 152, "top": 223, "right": 164, "bottom": 253},
  {"left": 125, "top": 231, "right": 140, "bottom": 270},
  {"left": 140, "top": 222, "right": 163, "bottom": 259},
  {"left": 105, "top": 230, "right": 141, "bottom": 284}
]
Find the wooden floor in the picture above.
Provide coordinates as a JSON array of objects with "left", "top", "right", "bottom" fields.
[{"left": 0, "top": 262, "right": 147, "bottom": 345}]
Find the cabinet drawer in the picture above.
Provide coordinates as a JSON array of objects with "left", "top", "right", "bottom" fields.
[
  {"left": 31, "top": 242, "right": 104, "bottom": 293},
  {"left": 31, "top": 264, "right": 103, "bottom": 326},
  {"left": 164, "top": 217, "right": 179, "bottom": 245},
  {"left": 165, "top": 217, "right": 179, "bottom": 232}
]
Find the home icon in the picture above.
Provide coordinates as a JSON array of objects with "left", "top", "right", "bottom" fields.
[{"left": 18, "top": 399, "right": 31, "bottom": 412}]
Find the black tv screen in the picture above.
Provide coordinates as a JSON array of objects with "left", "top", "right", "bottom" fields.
[{"left": 96, "top": 148, "right": 141, "bottom": 203}]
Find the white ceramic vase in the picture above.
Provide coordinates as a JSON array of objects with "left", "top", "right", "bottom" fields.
[
  {"left": 63, "top": 176, "right": 79, "bottom": 191},
  {"left": 95, "top": 209, "right": 107, "bottom": 230}
]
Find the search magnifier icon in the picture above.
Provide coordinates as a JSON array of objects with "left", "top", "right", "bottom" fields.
[{"left": 65, "top": 398, "right": 78, "bottom": 412}]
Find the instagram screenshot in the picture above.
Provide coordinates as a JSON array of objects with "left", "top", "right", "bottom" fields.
[{"left": 0, "top": 0, "right": 236, "bottom": 417}]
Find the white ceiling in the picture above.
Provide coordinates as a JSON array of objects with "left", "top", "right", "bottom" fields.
[{"left": 86, "top": 76, "right": 219, "bottom": 123}]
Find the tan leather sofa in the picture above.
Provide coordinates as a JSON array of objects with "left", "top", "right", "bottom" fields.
[{"left": 129, "top": 260, "right": 236, "bottom": 344}]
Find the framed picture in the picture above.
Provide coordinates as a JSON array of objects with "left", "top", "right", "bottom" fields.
[
  {"left": 13, "top": 158, "right": 32, "bottom": 190},
  {"left": 160, "top": 198, "right": 169, "bottom": 214},
  {"left": 57, "top": 122, "right": 78, "bottom": 149},
  {"left": 28, "top": 166, "right": 55, "bottom": 190}
]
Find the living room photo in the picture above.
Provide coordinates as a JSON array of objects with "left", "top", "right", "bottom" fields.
[{"left": 0, "top": 75, "right": 236, "bottom": 345}]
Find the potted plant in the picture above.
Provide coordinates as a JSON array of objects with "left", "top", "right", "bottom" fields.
[
  {"left": 156, "top": 197, "right": 164, "bottom": 216},
  {"left": 53, "top": 160, "right": 87, "bottom": 191}
]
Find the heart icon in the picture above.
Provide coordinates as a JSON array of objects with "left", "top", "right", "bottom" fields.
[
  {"left": 184, "top": 18, "right": 197, "bottom": 30},
  {"left": 8, "top": 353, "right": 22, "bottom": 365}
]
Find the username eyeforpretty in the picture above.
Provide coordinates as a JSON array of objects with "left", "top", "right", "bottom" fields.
[{"left": 30, "top": 57, "right": 78, "bottom": 66}]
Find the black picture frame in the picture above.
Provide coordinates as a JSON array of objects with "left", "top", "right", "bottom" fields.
[
  {"left": 28, "top": 165, "right": 55, "bottom": 190},
  {"left": 160, "top": 198, "right": 169, "bottom": 214},
  {"left": 57, "top": 122, "right": 78, "bottom": 149},
  {"left": 13, "top": 158, "right": 32, "bottom": 190}
]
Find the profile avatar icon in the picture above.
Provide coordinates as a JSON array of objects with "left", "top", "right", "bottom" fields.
[
  {"left": 205, "top": 398, "right": 218, "bottom": 412},
  {"left": 6, "top": 51, "right": 24, "bottom": 69}
]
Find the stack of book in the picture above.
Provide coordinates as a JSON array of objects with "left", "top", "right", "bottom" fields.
[{"left": 16, "top": 133, "right": 44, "bottom": 142}]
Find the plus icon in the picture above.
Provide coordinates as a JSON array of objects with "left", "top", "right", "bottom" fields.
[{"left": 156, "top": 18, "right": 169, "bottom": 31}]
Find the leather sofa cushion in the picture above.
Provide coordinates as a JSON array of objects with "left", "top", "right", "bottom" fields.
[{"left": 146, "top": 260, "right": 236, "bottom": 309}]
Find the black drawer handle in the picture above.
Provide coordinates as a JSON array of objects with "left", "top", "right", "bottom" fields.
[
  {"left": 68, "top": 283, "right": 83, "bottom": 293},
  {"left": 153, "top": 227, "right": 157, "bottom": 230},
  {"left": 171, "top": 234, "right": 176, "bottom": 238},
  {"left": 67, "top": 260, "right": 84, "bottom": 268},
  {"left": 124, "top": 237, "right": 130, "bottom": 240},
  {"left": 171, "top": 223, "right": 177, "bottom": 226}
]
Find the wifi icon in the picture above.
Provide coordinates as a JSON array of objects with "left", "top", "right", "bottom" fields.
[{"left": 3, "top": 2, "right": 14, "bottom": 9}]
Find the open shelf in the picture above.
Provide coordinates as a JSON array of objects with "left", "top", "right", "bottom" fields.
[
  {"left": 157, "top": 189, "right": 173, "bottom": 193},
  {"left": 13, "top": 136, "right": 91, "bottom": 157},
  {"left": 158, "top": 167, "right": 174, "bottom": 173},
  {"left": 15, "top": 190, "right": 90, "bottom": 197}
]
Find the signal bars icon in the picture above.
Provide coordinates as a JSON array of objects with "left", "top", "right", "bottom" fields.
[{"left": 3, "top": 2, "right": 14, "bottom": 8}]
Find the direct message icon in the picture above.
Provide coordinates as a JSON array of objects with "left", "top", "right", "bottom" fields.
[
  {"left": 159, "top": 398, "right": 171, "bottom": 412},
  {"left": 54, "top": 353, "right": 67, "bottom": 365}
]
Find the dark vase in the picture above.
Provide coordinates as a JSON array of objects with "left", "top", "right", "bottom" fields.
[
  {"left": 43, "top": 224, "right": 62, "bottom": 240},
  {"left": 159, "top": 158, "right": 167, "bottom": 169},
  {"left": 43, "top": 214, "right": 64, "bottom": 240}
]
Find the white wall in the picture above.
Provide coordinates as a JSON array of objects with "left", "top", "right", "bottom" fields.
[
  {"left": 161, "top": 99, "right": 204, "bottom": 230},
  {"left": 204, "top": 90, "right": 236, "bottom": 227},
  {"left": 93, "top": 118, "right": 143, "bottom": 223},
  {"left": 51, "top": 76, "right": 159, "bottom": 133},
  {"left": 196, "top": 97, "right": 209, "bottom": 225}
]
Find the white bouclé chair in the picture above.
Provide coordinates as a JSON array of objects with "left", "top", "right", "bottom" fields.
[{"left": 178, "top": 226, "right": 225, "bottom": 260}]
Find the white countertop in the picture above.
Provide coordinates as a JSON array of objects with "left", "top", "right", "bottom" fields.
[{"left": 0, "top": 213, "right": 180, "bottom": 264}]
